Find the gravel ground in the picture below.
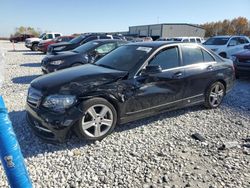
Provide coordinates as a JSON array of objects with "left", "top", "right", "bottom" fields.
[{"left": 0, "top": 40, "right": 249, "bottom": 188}]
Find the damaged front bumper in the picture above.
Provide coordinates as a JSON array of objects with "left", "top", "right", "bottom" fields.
[{"left": 26, "top": 104, "right": 82, "bottom": 143}]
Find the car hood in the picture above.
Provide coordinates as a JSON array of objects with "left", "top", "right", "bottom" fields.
[
  {"left": 50, "top": 42, "right": 71, "bottom": 48},
  {"left": 233, "top": 50, "right": 250, "bottom": 59},
  {"left": 31, "top": 64, "right": 127, "bottom": 94},
  {"left": 45, "top": 51, "right": 79, "bottom": 61},
  {"left": 203, "top": 44, "right": 223, "bottom": 50},
  {"left": 26, "top": 37, "right": 41, "bottom": 42}
]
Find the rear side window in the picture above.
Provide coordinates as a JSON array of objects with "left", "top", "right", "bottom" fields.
[
  {"left": 149, "top": 46, "right": 179, "bottom": 70},
  {"left": 82, "top": 36, "right": 98, "bottom": 44},
  {"left": 196, "top": 38, "right": 201, "bottom": 43},
  {"left": 181, "top": 46, "right": 203, "bottom": 65},
  {"left": 190, "top": 38, "right": 196, "bottom": 43},
  {"left": 238, "top": 37, "right": 249, "bottom": 44},
  {"left": 47, "top": 34, "right": 53, "bottom": 39},
  {"left": 61, "top": 37, "right": 69, "bottom": 42},
  {"left": 55, "top": 34, "right": 61, "bottom": 38},
  {"left": 182, "top": 39, "right": 189, "bottom": 42},
  {"left": 202, "top": 49, "right": 214, "bottom": 62}
]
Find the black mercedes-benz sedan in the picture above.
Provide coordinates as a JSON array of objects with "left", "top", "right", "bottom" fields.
[
  {"left": 41, "top": 39, "right": 128, "bottom": 73},
  {"left": 26, "top": 42, "right": 235, "bottom": 142}
]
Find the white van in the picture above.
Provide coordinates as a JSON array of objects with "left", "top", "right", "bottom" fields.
[{"left": 170, "top": 37, "right": 204, "bottom": 43}]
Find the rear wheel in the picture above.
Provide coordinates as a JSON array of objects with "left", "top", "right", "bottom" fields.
[
  {"left": 75, "top": 98, "right": 117, "bottom": 140},
  {"left": 31, "top": 43, "right": 38, "bottom": 51},
  {"left": 204, "top": 82, "right": 225, "bottom": 109}
]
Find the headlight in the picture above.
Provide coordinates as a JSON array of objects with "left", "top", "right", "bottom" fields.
[
  {"left": 230, "top": 56, "right": 236, "bottom": 62},
  {"left": 50, "top": 60, "right": 64, "bottom": 65},
  {"left": 42, "top": 95, "right": 76, "bottom": 112},
  {"left": 54, "top": 46, "right": 66, "bottom": 51}
]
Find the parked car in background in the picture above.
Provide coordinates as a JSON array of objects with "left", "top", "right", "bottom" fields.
[
  {"left": 47, "top": 33, "right": 117, "bottom": 54},
  {"left": 41, "top": 39, "right": 128, "bottom": 73},
  {"left": 156, "top": 37, "right": 172, "bottom": 41},
  {"left": 26, "top": 42, "right": 234, "bottom": 142},
  {"left": 166, "top": 37, "right": 204, "bottom": 43},
  {"left": 38, "top": 36, "right": 75, "bottom": 53},
  {"left": 10, "top": 34, "right": 34, "bottom": 43},
  {"left": 25, "top": 32, "right": 62, "bottom": 51},
  {"left": 232, "top": 44, "right": 250, "bottom": 78},
  {"left": 131, "top": 37, "right": 153, "bottom": 42},
  {"left": 203, "top": 35, "right": 250, "bottom": 58}
]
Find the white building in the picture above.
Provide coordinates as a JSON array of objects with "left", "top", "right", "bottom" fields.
[{"left": 129, "top": 23, "right": 205, "bottom": 40}]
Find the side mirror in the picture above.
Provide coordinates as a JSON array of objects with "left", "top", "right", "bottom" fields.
[{"left": 141, "top": 65, "right": 162, "bottom": 75}]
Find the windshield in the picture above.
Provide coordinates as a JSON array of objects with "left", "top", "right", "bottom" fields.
[
  {"left": 39, "top": 33, "right": 46, "bottom": 39},
  {"left": 96, "top": 45, "right": 152, "bottom": 71},
  {"left": 204, "top": 37, "right": 230, "bottom": 45},
  {"left": 73, "top": 41, "right": 100, "bottom": 53},
  {"left": 69, "top": 35, "right": 86, "bottom": 44}
]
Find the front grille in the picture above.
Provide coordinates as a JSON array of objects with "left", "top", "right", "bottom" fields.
[
  {"left": 239, "top": 59, "right": 250, "bottom": 63},
  {"left": 27, "top": 87, "right": 43, "bottom": 108}
]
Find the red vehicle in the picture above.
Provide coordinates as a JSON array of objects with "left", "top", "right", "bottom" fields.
[
  {"left": 9, "top": 34, "right": 34, "bottom": 43},
  {"left": 232, "top": 44, "right": 250, "bottom": 78},
  {"left": 37, "top": 36, "right": 75, "bottom": 53}
]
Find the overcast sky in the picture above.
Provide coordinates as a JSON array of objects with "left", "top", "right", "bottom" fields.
[{"left": 0, "top": 0, "right": 249, "bottom": 37}]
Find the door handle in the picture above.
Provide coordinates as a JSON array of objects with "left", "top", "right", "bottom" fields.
[
  {"left": 172, "top": 71, "right": 183, "bottom": 79},
  {"left": 207, "top": 65, "right": 213, "bottom": 70}
]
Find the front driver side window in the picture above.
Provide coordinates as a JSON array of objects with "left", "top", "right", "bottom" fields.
[
  {"left": 228, "top": 38, "right": 238, "bottom": 46},
  {"left": 149, "top": 46, "right": 180, "bottom": 70}
]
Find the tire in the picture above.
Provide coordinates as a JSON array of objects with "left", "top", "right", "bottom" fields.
[
  {"left": 219, "top": 52, "right": 227, "bottom": 58},
  {"left": 75, "top": 98, "right": 117, "bottom": 141},
  {"left": 31, "top": 43, "right": 38, "bottom": 51},
  {"left": 204, "top": 82, "right": 225, "bottom": 109}
]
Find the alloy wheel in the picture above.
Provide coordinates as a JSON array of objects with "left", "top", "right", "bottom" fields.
[
  {"left": 209, "top": 84, "right": 224, "bottom": 107},
  {"left": 81, "top": 104, "right": 113, "bottom": 138}
]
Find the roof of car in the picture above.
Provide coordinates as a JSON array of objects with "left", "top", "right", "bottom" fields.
[
  {"left": 212, "top": 35, "right": 248, "bottom": 38},
  {"left": 126, "top": 41, "right": 188, "bottom": 47},
  {"left": 91, "top": 39, "right": 128, "bottom": 43}
]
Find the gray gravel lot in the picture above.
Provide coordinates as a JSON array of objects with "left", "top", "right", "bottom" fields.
[{"left": 0, "top": 40, "right": 249, "bottom": 188}]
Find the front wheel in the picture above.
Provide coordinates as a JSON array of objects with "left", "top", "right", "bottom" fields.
[
  {"left": 204, "top": 82, "right": 225, "bottom": 109},
  {"left": 75, "top": 98, "right": 117, "bottom": 140},
  {"left": 31, "top": 43, "right": 38, "bottom": 51}
]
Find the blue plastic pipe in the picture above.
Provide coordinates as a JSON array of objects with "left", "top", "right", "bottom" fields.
[{"left": 0, "top": 96, "right": 32, "bottom": 188}]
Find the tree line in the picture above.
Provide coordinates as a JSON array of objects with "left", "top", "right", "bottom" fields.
[
  {"left": 201, "top": 17, "right": 250, "bottom": 37},
  {"left": 10, "top": 26, "right": 42, "bottom": 38}
]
